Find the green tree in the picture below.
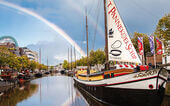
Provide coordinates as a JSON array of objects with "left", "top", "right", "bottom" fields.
[
  {"left": 89, "top": 49, "right": 105, "bottom": 65},
  {"left": 18, "top": 56, "right": 30, "bottom": 71},
  {"left": 131, "top": 32, "right": 150, "bottom": 55},
  {"left": 0, "top": 47, "right": 11, "bottom": 67},
  {"left": 41, "top": 64, "right": 47, "bottom": 70},
  {"left": 154, "top": 14, "right": 170, "bottom": 52},
  {"left": 65, "top": 49, "right": 106, "bottom": 67},
  {"left": 29, "top": 60, "right": 37, "bottom": 71},
  {"left": 7, "top": 53, "right": 19, "bottom": 70},
  {"left": 63, "top": 60, "right": 68, "bottom": 69},
  {"left": 50, "top": 66, "right": 54, "bottom": 70}
]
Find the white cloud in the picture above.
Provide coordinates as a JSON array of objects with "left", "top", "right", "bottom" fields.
[
  {"left": 83, "top": 41, "right": 86, "bottom": 44},
  {"left": 54, "top": 55, "right": 67, "bottom": 61}
]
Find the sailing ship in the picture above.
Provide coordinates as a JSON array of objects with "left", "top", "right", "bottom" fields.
[{"left": 74, "top": 0, "right": 169, "bottom": 105}]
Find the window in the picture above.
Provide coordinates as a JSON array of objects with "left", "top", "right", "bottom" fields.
[
  {"left": 111, "top": 73, "right": 114, "bottom": 78},
  {"left": 104, "top": 74, "right": 110, "bottom": 79}
]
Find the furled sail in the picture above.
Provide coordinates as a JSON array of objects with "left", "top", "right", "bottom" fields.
[{"left": 106, "top": 0, "right": 141, "bottom": 64}]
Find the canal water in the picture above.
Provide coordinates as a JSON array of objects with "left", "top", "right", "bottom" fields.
[{"left": 0, "top": 75, "right": 169, "bottom": 106}]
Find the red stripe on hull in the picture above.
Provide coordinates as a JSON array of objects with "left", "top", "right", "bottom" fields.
[{"left": 82, "top": 76, "right": 166, "bottom": 87}]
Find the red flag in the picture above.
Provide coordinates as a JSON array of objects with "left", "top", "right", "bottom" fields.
[
  {"left": 138, "top": 37, "right": 144, "bottom": 55},
  {"left": 156, "top": 38, "right": 163, "bottom": 55}
]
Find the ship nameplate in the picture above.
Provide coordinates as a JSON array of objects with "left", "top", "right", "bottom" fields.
[{"left": 133, "top": 70, "right": 158, "bottom": 78}]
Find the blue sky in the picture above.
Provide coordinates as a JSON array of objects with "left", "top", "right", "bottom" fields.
[{"left": 0, "top": 0, "right": 169, "bottom": 65}]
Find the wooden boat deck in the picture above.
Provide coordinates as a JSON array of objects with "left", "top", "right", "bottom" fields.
[{"left": 76, "top": 68, "right": 134, "bottom": 81}]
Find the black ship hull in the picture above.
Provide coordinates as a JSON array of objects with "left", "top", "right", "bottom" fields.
[{"left": 74, "top": 78, "right": 165, "bottom": 106}]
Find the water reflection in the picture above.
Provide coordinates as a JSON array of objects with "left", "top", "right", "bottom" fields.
[
  {"left": 0, "top": 83, "right": 38, "bottom": 106},
  {"left": 18, "top": 76, "right": 88, "bottom": 106},
  {"left": 74, "top": 87, "right": 106, "bottom": 106},
  {"left": 0, "top": 75, "right": 169, "bottom": 106}
]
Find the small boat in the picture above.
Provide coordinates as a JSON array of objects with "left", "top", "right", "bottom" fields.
[
  {"left": 44, "top": 71, "right": 50, "bottom": 75},
  {"left": 17, "top": 73, "right": 31, "bottom": 83},
  {"left": 60, "top": 70, "right": 65, "bottom": 75},
  {"left": 34, "top": 72, "right": 42, "bottom": 78},
  {"left": 74, "top": 0, "right": 169, "bottom": 105}
]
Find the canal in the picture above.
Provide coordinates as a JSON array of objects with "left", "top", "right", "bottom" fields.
[{"left": 0, "top": 75, "right": 169, "bottom": 106}]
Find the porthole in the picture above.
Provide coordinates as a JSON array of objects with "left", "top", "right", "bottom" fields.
[{"left": 149, "top": 84, "right": 153, "bottom": 89}]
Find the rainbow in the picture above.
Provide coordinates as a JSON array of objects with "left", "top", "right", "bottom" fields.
[{"left": 0, "top": 1, "right": 86, "bottom": 57}]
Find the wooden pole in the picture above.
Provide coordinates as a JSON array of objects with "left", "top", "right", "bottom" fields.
[
  {"left": 86, "top": 14, "right": 90, "bottom": 74},
  {"left": 104, "top": 0, "right": 109, "bottom": 70}
]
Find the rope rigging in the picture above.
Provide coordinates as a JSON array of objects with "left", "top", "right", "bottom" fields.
[{"left": 92, "top": 0, "right": 102, "bottom": 50}]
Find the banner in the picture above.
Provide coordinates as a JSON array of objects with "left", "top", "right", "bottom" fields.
[
  {"left": 149, "top": 36, "right": 155, "bottom": 54},
  {"left": 107, "top": 0, "right": 141, "bottom": 64},
  {"left": 156, "top": 38, "right": 163, "bottom": 55},
  {"left": 138, "top": 37, "right": 144, "bottom": 55}
]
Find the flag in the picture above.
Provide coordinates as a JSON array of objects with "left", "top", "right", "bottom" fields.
[
  {"left": 149, "top": 36, "right": 155, "bottom": 54},
  {"left": 156, "top": 38, "right": 163, "bottom": 55},
  {"left": 138, "top": 37, "right": 144, "bottom": 55}
]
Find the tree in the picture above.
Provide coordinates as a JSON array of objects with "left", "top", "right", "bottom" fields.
[
  {"left": 29, "top": 61, "right": 38, "bottom": 71},
  {"left": 0, "top": 47, "right": 11, "bottom": 67},
  {"left": 18, "top": 56, "right": 30, "bottom": 71},
  {"left": 7, "top": 53, "right": 19, "bottom": 70},
  {"left": 64, "top": 49, "right": 106, "bottom": 67},
  {"left": 63, "top": 60, "right": 68, "bottom": 69},
  {"left": 89, "top": 49, "right": 105, "bottom": 65},
  {"left": 50, "top": 66, "right": 54, "bottom": 70},
  {"left": 41, "top": 64, "right": 47, "bottom": 70},
  {"left": 154, "top": 14, "right": 170, "bottom": 52},
  {"left": 131, "top": 32, "right": 150, "bottom": 56}
]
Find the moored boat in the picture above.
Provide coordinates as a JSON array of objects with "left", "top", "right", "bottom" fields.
[
  {"left": 74, "top": 68, "right": 168, "bottom": 105},
  {"left": 73, "top": 0, "right": 169, "bottom": 105}
]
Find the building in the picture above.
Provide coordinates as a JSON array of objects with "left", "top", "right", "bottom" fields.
[
  {"left": 55, "top": 63, "right": 64, "bottom": 71},
  {"left": 0, "top": 36, "right": 39, "bottom": 62},
  {"left": 146, "top": 54, "right": 162, "bottom": 65},
  {"left": 162, "top": 40, "right": 170, "bottom": 69},
  {"left": 22, "top": 47, "right": 38, "bottom": 62},
  {"left": 0, "top": 36, "right": 21, "bottom": 56}
]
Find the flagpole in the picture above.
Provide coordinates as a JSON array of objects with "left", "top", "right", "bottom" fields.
[
  {"left": 154, "top": 51, "right": 156, "bottom": 68},
  {"left": 142, "top": 37, "right": 145, "bottom": 65},
  {"left": 153, "top": 36, "right": 156, "bottom": 68}
]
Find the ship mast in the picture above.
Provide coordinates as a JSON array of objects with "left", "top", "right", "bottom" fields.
[
  {"left": 104, "top": 0, "right": 109, "bottom": 70},
  {"left": 86, "top": 13, "right": 90, "bottom": 74}
]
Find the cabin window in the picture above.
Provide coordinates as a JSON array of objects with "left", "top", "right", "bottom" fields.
[
  {"left": 107, "top": 74, "right": 110, "bottom": 78},
  {"left": 104, "top": 75, "right": 107, "bottom": 79},
  {"left": 104, "top": 74, "right": 110, "bottom": 79},
  {"left": 111, "top": 73, "right": 114, "bottom": 78}
]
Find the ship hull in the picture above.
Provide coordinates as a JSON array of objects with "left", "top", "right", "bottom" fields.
[{"left": 74, "top": 68, "right": 168, "bottom": 106}]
